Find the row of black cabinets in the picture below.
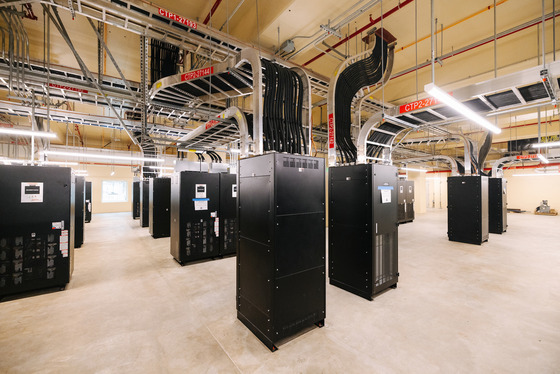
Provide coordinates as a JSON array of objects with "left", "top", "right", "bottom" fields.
[
  {"left": 132, "top": 173, "right": 238, "bottom": 261},
  {"left": 447, "top": 176, "right": 507, "bottom": 245}
]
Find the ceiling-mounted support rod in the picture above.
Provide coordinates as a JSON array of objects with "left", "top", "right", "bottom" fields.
[
  {"left": 87, "top": 18, "right": 137, "bottom": 100},
  {"left": 430, "top": 0, "right": 435, "bottom": 83},
  {"left": 219, "top": 0, "right": 245, "bottom": 31},
  {"left": 97, "top": 20, "right": 104, "bottom": 84},
  {"left": 542, "top": 0, "right": 546, "bottom": 68},
  {"left": 140, "top": 34, "right": 149, "bottom": 149},
  {"left": 42, "top": 4, "right": 139, "bottom": 147}
]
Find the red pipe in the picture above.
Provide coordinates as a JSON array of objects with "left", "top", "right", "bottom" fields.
[
  {"left": 203, "top": 0, "right": 224, "bottom": 25},
  {"left": 425, "top": 162, "right": 560, "bottom": 173},
  {"left": 302, "top": 0, "right": 414, "bottom": 67},
  {"left": 391, "top": 13, "right": 560, "bottom": 81}
]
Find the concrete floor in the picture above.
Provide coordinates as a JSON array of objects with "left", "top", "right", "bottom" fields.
[{"left": 0, "top": 210, "right": 559, "bottom": 373}]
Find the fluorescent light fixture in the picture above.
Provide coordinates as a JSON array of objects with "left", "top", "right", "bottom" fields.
[
  {"left": 1, "top": 158, "right": 27, "bottom": 165},
  {"left": 513, "top": 172, "right": 559, "bottom": 176},
  {"left": 230, "top": 149, "right": 241, "bottom": 153},
  {"left": 537, "top": 154, "right": 550, "bottom": 164},
  {"left": 365, "top": 156, "right": 388, "bottom": 162},
  {"left": 43, "top": 150, "right": 164, "bottom": 163},
  {"left": 424, "top": 83, "right": 501, "bottom": 134},
  {"left": 532, "top": 141, "right": 560, "bottom": 148},
  {"left": 148, "top": 166, "right": 175, "bottom": 170},
  {"left": 0, "top": 127, "right": 57, "bottom": 138},
  {"left": 400, "top": 167, "right": 428, "bottom": 172},
  {"left": 41, "top": 161, "right": 79, "bottom": 166}
]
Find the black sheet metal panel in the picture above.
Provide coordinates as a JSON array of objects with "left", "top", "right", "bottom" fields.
[
  {"left": 396, "top": 115, "right": 421, "bottom": 125},
  {"left": 237, "top": 153, "right": 325, "bottom": 351},
  {"left": 397, "top": 180, "right": 406, "bottom": 223},
  {"left": 0, "top": 165, "right": 74, "bottom": 298},
  {"left": 397, "top": 180, "right": 414, "bottom": 224},
  {"left": 132, "top": 181, "right": 140, "bottom": 219},
  {"left": 85, "top": 181, "right": 92, "bottom": 223},
  {"left": 463, "top": 98, "right": 492, "bottom": 112},
  {"left": 410, "top": 110, "right": 442, "bottom": 122},
  {"left": 170, "top": 171, "right": 220, "bottom": 264},
  {"left": 432, "top": 105, "right": 457, "bottom": 118},
  {"left": 485, "top": 90, "right": 521, "bottom": 108},
  {"left": 518, "top": 82, "right": 548, "bottom": 102},
  {"left": 329, "top": 164, "right": 399, "bottom": 301},
  {"left": 219, "top": 173, "right": 237, "bottom": 256},
  {"left": 140, "top": 180, "right": 150, "bottom": 228},
  {"left": 488, "top": 178, "right": 507, "bottom": 234},
  {"left": 447, "top": 175, "right": 489, "bottom": 245},
  {"left": 405, "top": 180, "right": 415, "bottom": 222},
  {"left": 74, "top": 176, "right": 85, "bottom": 248},
  {"left": 149, "top": 178, "right": 171, "bottom": 239}
]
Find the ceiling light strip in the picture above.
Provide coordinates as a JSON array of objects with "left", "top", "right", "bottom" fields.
[
  {"left": 43, "top": 150, "right": 164, "bottom": 163},
  {"left": 424, "top": 83, "right": 501, "bottom": 134}
]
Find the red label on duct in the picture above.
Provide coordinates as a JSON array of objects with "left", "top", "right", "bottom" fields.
[
  {"left": 205, "top": 120, "right": 220, "bottom": 130},
  {"left": 399, "top": 97, "right": 440, "bottom": 114},
  {"left": 157, "top": 8, "right": 198, "bottom": 29},
  {"left": 328, "top": 113, "right": 335, "bottom": 149},
  {"left": 49, "top": 83, "right": 88, "bottom": 94},
  {"left": 181, "top": 66, "right": 214, "bottom": 82},
  {"left": 516, "top": 154, "right": 538, "bottom": 160}
]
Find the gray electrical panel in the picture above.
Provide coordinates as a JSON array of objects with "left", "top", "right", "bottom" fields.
[{"left": 397, "top": 180, "right": 415, "bottom": 224}]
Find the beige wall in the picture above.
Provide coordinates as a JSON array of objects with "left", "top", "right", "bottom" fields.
[
  {"left": 504, "top": 168, "right": 560, "bottom": 212},
  {"left": 81, "top": 164, "right": 136, "bottom": 214},
  {"left": 405, "top": 168, "right": 560, "bottom": 214}
]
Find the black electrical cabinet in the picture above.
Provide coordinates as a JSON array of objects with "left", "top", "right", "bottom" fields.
[
  {"left": 75, "top": 176, "right": 85, "bottom": 248},
  {"left": 237, "top": 153, "right": 325, "bottom": 351},
  {"left": 488, "top": 177, "right": 507, "bottom": 234},
  {"left": 329, "top": 164, "right": 399, "bottom": 301},
  {"left": 132, "top": 181, "right": 140, "bottom": 219},
  {"left": 397, "top": 180, "right": 415, "bottom": 224},
  {"left": 140, "top": 180, "right": 150, "bottom": 228},
  {"left": 219, "top": 173, "right": 237, "bottom": 256},
  {"left": 85, "top": 181, "right": 92, "bottom": 223},
  {"left": 447, "top": 175, "right": 489, "bottom": 245},
  {"left": 149, "top": 178, "right": 171, "bottom": 239},
  {"left": 170, "top": 171, "right": 220, "bottom": 264},
  {"left": 0, "top": 165, "right": 74, "bottom": 298}
]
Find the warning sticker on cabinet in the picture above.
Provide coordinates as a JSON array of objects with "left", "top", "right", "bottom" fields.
[
  {"left": 60, "top": 230, "right": 69, "bottom": 257},
  {"left": 378, "top": 186, "right": 393, "bottom": 204},
  {"left": 232, "top": 184, "right": 237, "bottom": 198},
  {"left": 381, "top": 189, "right": 391, "bottom": 203},
  {"left": 21, "top": 182, "right": 43, "bottom": 203},
  {"left": 193, "top": 198, "right": 209, "bottom": 211}
]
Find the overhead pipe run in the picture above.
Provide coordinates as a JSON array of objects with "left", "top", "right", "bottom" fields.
[
  {"left": 302, "top": 0, "right": 413, "bottom": 67},
  {"left": 203, "top": 0, "right": 224, "bottom": 25}
]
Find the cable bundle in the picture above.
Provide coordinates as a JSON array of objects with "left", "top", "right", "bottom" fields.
[
  {"left": 366, "top": 122, "right": 402, "bottom": 159},
  {"left": 261, "top": 60, "right": 307, "bottom": 154},
  {"left": 334, "top": 34, "right": 388, "bottom": 163},
  {"left": 205, "top": 150, "right": 223, "bottom": 163},
  {"left": 150, "top": 40, "right": 180, "bottom": 84}
]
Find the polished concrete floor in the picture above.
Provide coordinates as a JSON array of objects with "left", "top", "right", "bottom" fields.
[{"left": 0, "top": 210, "right": 559, "bottom": 373}]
